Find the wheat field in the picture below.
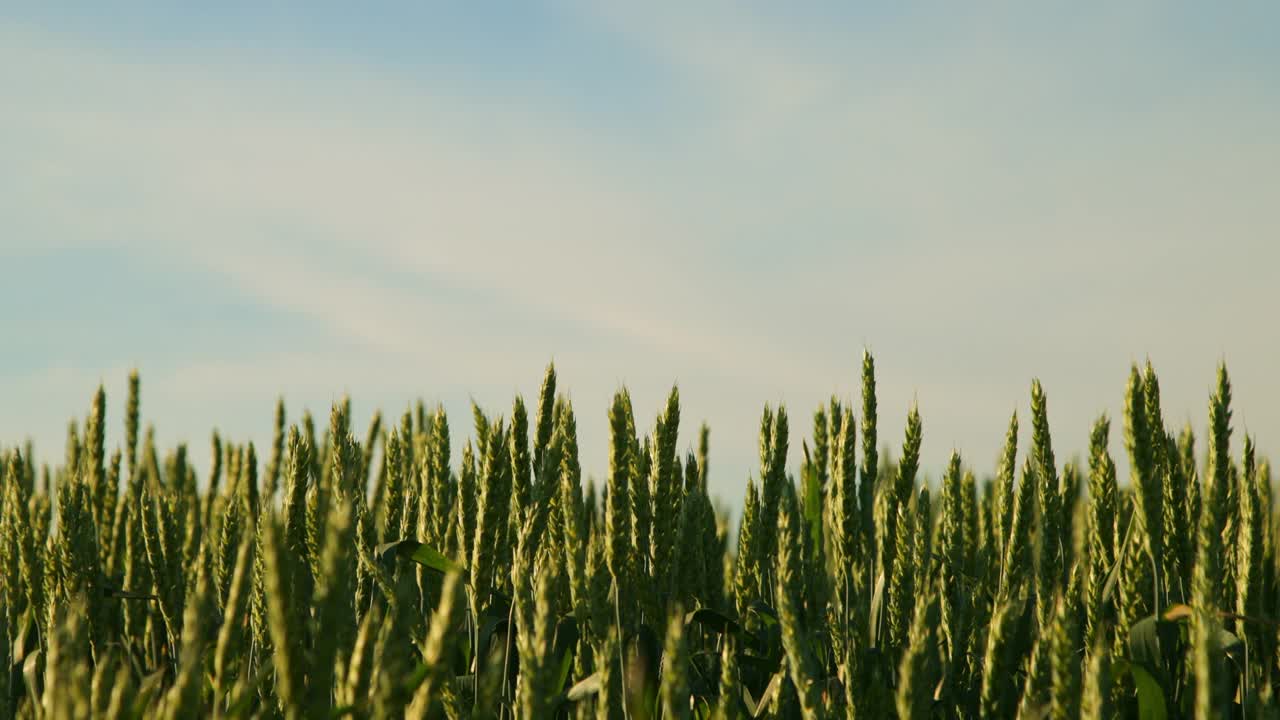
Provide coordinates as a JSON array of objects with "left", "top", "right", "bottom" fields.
[{"left": 0, "top": 354, "right": 1270, "bottom": 719}]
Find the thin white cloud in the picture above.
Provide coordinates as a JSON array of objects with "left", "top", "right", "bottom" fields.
[
  {"left": 1, "top": 24, "right": 808, "bottom": 378},
  {"left": 2, "top": 10, "right": 1278, "bottom": 499}
]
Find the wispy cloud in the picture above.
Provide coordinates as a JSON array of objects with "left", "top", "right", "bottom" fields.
[{"left": 2, "top": 6, "right": 1278, "bottom": 497}]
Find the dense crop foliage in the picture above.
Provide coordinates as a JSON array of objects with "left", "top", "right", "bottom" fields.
[{"left": 0, "top": 357, "right": 1273, "bottom": 718}]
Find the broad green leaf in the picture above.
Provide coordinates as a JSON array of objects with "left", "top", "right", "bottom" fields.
[
  {"left": 745, "top": 600, "right": 778, "bottom": 628},
  {"left": 685, "top": 607, "right": 742, "bottom": 635},
  {"left": 1128, "top": 614, "right": 1180, "bottom": 690},
  {"left": 376, "top": 538, "right": 466, "bottom": 575},
  {"left": 1130, "top": 664, "right": 1168, "bottom": 720},
  {"left": 551, "top": 616, "right": 579, "bottom": 693},
  {"left": 626, "top": 622, "right": 662, "bottom": 703},
  {"left": 1220, "top": 627, "right": 1245, "bottom": 669},
  {"left": 473, "top": 615, "right": 510, "bottom": 674}
]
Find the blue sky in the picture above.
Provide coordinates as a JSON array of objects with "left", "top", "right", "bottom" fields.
[{"left": 2, "top": 2, "right": 1278, "bottom": 502}]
